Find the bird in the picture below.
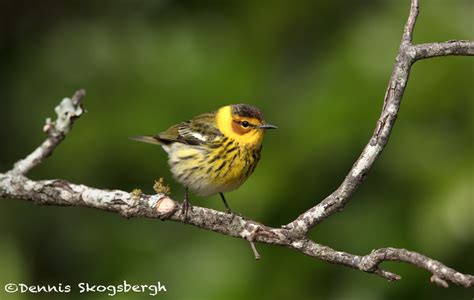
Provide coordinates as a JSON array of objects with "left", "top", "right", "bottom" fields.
[{"left": 130, "top": 104, "right": 277, "bottom": 219}]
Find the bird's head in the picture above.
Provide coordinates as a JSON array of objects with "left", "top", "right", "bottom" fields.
[{"left": 216, "top": 104, "right": 277, "bottom": 148}]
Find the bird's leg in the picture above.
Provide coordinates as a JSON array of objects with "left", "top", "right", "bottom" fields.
[
  {"left": 219, "top": 192, "right": 233, "bottom": 214},
  {"left": 220, "top": 193, "right": 247, "bottom": 221},
  {"left": 182, "top": 187, "right": 191, "bottom": 222}
]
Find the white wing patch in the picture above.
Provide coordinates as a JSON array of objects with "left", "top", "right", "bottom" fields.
[
  {"left": 177, "top": 126, "right": 210, "bottom": 144},
  {"left": 188, "top": 131, "right": 208, "bottom": 142}
]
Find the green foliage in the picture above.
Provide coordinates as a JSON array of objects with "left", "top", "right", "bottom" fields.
[{"left": 0, "top": 0, "right": 472, "bottom": 299}]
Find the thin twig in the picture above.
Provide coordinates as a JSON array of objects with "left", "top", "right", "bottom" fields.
[
  {"left": 402, "top": 0, "right": 419, "bottom": 44},
  {"left": 247, "top": 226, "right": 261, "bottom": 260},
  {"left": 8, "top": 89, "right": 86, "bottom": 176},
  {"left": 413, "top": 40, "right": 474, "bottom": 60}
]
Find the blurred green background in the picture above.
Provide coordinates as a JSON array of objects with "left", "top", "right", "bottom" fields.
[{"left": 0, "top": 0, "right": 472, "bottom": 299}]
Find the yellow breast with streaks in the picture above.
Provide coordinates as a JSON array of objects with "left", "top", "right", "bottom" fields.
[{"left": 165, "top": 138, "right": 261, "bottom": 197}]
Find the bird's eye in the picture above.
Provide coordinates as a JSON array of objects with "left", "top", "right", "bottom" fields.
[{"left": 241, "top": 121, "right": 249, "bottom": 128}]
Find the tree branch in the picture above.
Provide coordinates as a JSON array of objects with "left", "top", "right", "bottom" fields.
[
  {"left": 402, "top": 0, "right": 419, "bottom": 44},
  {"left": 1, "top": 172, "right": 473, "bottom": 287},
  {"left": 1, "top": 0, "right": 473, "bottom": 288},
  {"left": 413, "top": 40, "right": 474, "bottom": 60},
  {"left": 284, "top": 0, "right": 474, "bottom": 235},
  {"left": 8, "top": 89, "right": 86, "bottom": 176}
]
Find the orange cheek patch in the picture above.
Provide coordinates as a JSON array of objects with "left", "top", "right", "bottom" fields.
[{"left": 232, "top": 120, "right": 251, "bottom": 135}]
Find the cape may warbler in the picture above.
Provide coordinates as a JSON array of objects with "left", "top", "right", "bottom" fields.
[{"left": 131, "top": 104, "right": 276, "bottom": 218}]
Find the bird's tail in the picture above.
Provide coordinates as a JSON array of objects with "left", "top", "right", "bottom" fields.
[{"left": 129, "top": 135, "right": 163, "bottom": 145}]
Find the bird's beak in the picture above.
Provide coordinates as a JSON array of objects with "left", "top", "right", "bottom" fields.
[{"left": 258, "top": 123, "right": 278, "bottom": 130}]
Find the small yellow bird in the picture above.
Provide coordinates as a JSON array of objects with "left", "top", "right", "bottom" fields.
[{"left": 131, "top": 104, "right": 277, "bottom": 218}]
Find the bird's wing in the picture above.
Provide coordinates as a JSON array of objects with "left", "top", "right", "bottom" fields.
[{"left": 157, "top": 112, "right": 222, "bottom": 146}]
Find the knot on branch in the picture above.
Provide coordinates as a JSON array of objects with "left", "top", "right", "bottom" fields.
[
  {"left": 358, "top": 249, "right": 383, "bottom": 273},
  {"left": 430, "top": 275, "right": 449, "bottom": 288},
  {"left": 154, "top": 195, "right": 178, "bottom": 220}
]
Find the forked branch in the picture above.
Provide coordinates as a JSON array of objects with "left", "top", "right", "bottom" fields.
[{"left": 284, "top": 0, "right": 474, "bottom": 234}]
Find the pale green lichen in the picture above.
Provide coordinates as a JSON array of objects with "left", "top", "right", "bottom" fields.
[
  {"left": 153, "top": 178, "right": 171, "bottom": 195},
  {"left": 130, "top": 188, "right": 143, "bottom": 200},
  {"left": 54, "top": 97, "right": 84, "bottom": 133}
]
